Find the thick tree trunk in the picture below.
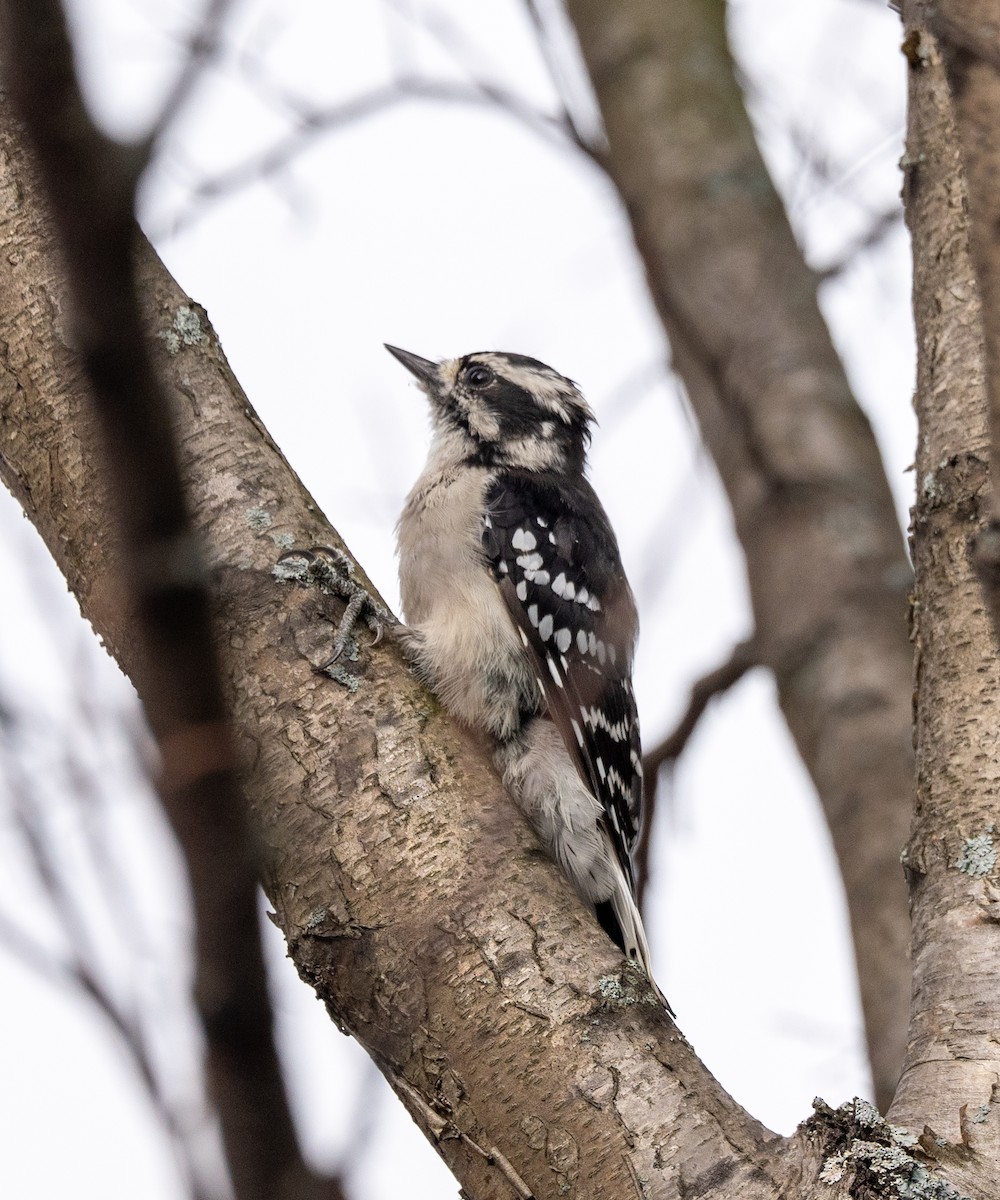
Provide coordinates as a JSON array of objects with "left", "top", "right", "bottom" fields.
[{"left": 563, "top": 0, "right": 914, "bottom": 1111}]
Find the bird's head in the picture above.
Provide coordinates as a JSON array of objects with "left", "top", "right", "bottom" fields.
[{"left": 386, "top": 345, "right": 594, "bottom": 473}]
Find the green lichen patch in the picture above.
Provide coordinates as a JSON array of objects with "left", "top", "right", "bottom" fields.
[
  {"left": 272, "top": 554, "right": 310, "bottom": 584},
  {"left": 811, "top": 1099, "right": 973, "bottom": 1199},
  {"left": 245, "top": 505, "right": 273, "bottom": 532},
  {"left": 953, "top": 831, "right": 996, "bottom": 878},
  {"left": 323, "top": 663, "right": 360, "bottom": 692},
  {"left": 595, "top": 964, "right": 660, "bottom": 1009},
  {"left": 159, "top": 304, "right": 207, "bottom": 354}
]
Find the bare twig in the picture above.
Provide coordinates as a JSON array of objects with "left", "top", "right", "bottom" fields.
[
  {"left": 156, "top": 72, "right": 605, "bottom": 239},
  {"left": 521, "top": 0, "right": 602, "bottom": 155},
  {"left": 0, "top": 768, "right": 209, "bottom": 1200},
  {"left": 636, "top": 638, "right": 758, "bottom": 905},
  {"left": 148, "top": 0, "right": 235, "bottom": 149},
  {"left": 816, "top": 204, "right": 904, "bottom": 281}
]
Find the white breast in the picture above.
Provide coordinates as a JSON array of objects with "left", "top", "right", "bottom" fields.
[{"left": 397, "top": 456, "right": 539, "bottom": 739}]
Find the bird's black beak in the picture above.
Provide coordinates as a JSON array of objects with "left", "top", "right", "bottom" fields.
[{"left": 384, "top": 344, "right": 437, "bottom": 385}]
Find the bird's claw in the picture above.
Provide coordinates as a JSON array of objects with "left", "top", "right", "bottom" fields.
[{"left": 274, "top": 544, "right": 391, "bottom": 675}]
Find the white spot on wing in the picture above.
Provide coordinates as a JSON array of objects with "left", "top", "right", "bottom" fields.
[
  {"left": 538, "top": 614, "right": 554, "bottom": 641},
  {"left": 554, "top": 627, "right": 571, "bottom": 653},
  {"left": 516, "top": 580, "right": 528, "bottom": 601},
  {"left": 512, "top": 527, "right": 537, "bottom": 552}
]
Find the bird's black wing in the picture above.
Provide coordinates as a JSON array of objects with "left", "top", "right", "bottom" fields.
[{"left": 482, "top": 471, "right": 642, "bottom": 885}]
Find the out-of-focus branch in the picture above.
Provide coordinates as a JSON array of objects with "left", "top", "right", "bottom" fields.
[
  {"left": 815, "top": 205, "right": 904, "bottom": 281},
  {"left": 932, "top": 2, "right": 1000, "bottom": 644},
  {"left": 0, "top": 735, "right": 212, "bottom": 1199},
  {"left": 637, "top": 638, "right": 757, "bottom": 906},
  {"left": 0, "top": 5, "right": 340, "bottom": 1200},
  {"left": 149, "top": 0, "right": 234, "bottom": 145},
  {"left": 564, "top": 0, "right": 913, "bottom": 1112}
]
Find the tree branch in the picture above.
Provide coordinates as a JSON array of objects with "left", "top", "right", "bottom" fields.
[
  {"left": 891, "top": 0, "right": 1000, "bottom": 1157},
  {"left": 931, "top": 1, "right": 1000, "bottom": 649},
  {"left": 563, "top": 0, "right": 913, "bottom": 1113}
]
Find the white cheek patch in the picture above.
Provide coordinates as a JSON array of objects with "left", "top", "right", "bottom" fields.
[{"left": 463, "top": 398, "right": 501, "bottom": 440}]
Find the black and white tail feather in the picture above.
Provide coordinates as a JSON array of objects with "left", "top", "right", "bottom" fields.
[{"left": 390, "top": 345, "right": 668, "bottom": 1010}]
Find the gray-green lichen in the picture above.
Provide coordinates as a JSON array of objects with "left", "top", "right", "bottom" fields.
[
  {"left": 272, "top": 554, "right": 310, "bottom": 584},
  {"left": 305, "top": 906, "right": 329, "bottom": 931},
  {"left": 159, "top": 304, "right": 206, "bottom": 354},
  {"left": 596, "top": 966, "right": 660, "bottom": 1009},
  {"left": 245, "top": 505, "right": 273, "bottom": 532},
  {"left": 953, "top": 831, "right": 996, "bottom": 877},
  {"left": 816, "top": 1099, "right": 973, "bottom": 1198},
  {"left": 270, "top": 531, "right": 295, "bottom": 551},
  {"left": 323, "top": 663, "right": 360, "bottom": 692}
]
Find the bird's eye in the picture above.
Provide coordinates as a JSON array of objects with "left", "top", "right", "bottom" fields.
[{"left": 465, "top": 365, "right": 493, "bottom": 387}]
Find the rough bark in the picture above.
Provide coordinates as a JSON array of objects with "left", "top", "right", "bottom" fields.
[
  {"left": 563, "top": 0, "right": 914, "bottom": 1112},
  {"left": 931, "top": 1, "right": 1000, "bottom": 650},
  {"left": 3, "top": 82, "right": 991, "bottom": 1197},
  {"left": 889, "top": 3, "right": 1000, "bottom": 1165}
]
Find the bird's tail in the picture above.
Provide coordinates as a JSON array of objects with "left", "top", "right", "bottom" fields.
[{"left": 597, "top": 868, "right": 673, "bottom": 1014}]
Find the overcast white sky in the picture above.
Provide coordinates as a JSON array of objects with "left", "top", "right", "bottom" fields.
[{"left": 0, "top": 1, "right": 914, "bottom": 1197}]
